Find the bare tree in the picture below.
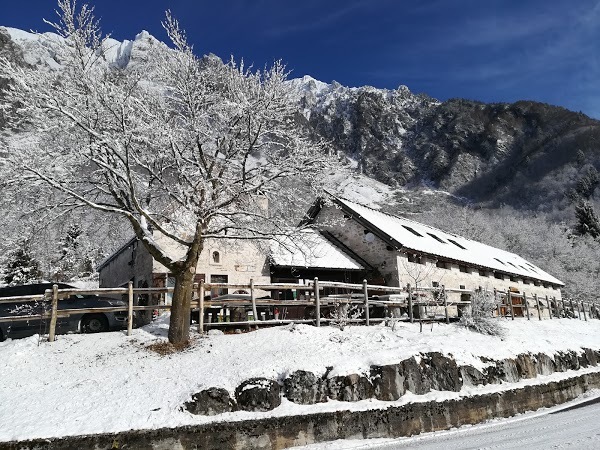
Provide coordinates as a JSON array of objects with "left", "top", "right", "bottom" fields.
[
  {"left": 399, "top": 253, "right": 445, "bottom": 292},
  {"left": 0, "top": 1, "right": 342, "bottom": 343}
]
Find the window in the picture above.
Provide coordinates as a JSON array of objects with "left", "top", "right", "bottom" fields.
[
  {"left": 436, "top": 261, "right": 449, "bottom": 269},
  {"left": 448, "top": 239, "right": 466, "bottom": 250},
  {"left": 523, "top": 278, "right": 531, "bottom": 285},
  {"left": 459, "top": 265, "right": 469, "bottom": 273},
  {"left": 210, "top": 274, "right": 228, "bottom": 297},
  {"left": 427, "top": 233, "right": 446, "bottom": 244},
  {"left": 459, "top": 285, "right": 465, "bottom": 290},
  {"left": 212, "top": 251, "right": 221, "bottom": 264},
  {"left": 478, "top": 269, "right": 488, "bottom": 277},
  {"left": 408, "top": 253, "right": 425, "bottom": 265},
  {"left": 432, "top": 281, "right": 439, "bottom": 288},
  {"left": 402, "top": 225, "right": 423, "bottom": 237},
  {"left": 494, "top": 272, "right": 504, "bottom": 280},
  {"left": 534, "top": 280, "right": 541, "bottom": 286}
]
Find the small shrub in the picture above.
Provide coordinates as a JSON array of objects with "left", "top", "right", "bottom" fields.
[
  {"left": 329, "top": 298, "right": 363, "bottom": 331},
  {"left": 459, "top": 290, "right": 505, "bottom": 336}
]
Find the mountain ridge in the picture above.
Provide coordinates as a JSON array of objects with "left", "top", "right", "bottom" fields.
[{"left": 2, "top": 25, "right": 599, "bottom": 215}]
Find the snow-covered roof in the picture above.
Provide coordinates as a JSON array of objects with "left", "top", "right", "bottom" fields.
[
  {"left": 335, "top": 198, "right": 564, "bottom": 286},
  {"left": 270, "top": 230, "right": 364, "bottom": 270}
]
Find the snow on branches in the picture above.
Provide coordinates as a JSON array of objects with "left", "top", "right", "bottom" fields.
[{"left": 0, "top": 1, "right": 345, "bottom": 343}]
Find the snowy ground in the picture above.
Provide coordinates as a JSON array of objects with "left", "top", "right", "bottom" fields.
[
  {"left": 0, "top": 316, "right": 599, "bottom": 442},
  {"left": 295, "top": 390, "right": 600, "bottom": 449}
]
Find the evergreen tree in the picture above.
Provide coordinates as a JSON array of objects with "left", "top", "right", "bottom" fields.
[
  {"left": 574, "top": 201, "right": 600, "bottom": 239},
  {"left": 3, "top": 240, "right": 41, "bottom": 285},
  {"left": 53, "top": 224, "right": 82, "bottom": 281}
]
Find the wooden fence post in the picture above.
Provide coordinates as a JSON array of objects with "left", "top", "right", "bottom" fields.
[
  {"left": 569, "top": 298, "right": 575, "bottom": 318},
  {"left": 443, "top": 285, "right": 449, "bottom": 324},
  {"left": 48, "top": 284, "right": 59, "bottom": 342},
  {"left": 250, "top": 279, "right": 258, "bottom": 323},
  {"left": 407, "top": 284, "right": 414, "bottom": 323},
  {"left": 508, "top": 291, "right": 515, "bottom": 320},
  {"left": 314, "top": 278, "right": 320, "bottom": 327},
  {"left": 198, "top": 281, "right": 205, "bottom": 334},
  {"left": 494, "top": 288, "right": 500, "bottom": 317},
  {"left": 523, "top": 292, "right": 530, "bottom": 320},
  {"left": 127, "top": 281, "right": 134, "bottom": 336},
  {"left": 582, "top": 301, "right": 587, "bottom": 321},
  {"left": 534, "top": 294, "right": 541, "bottom": 321},
  {"left": 362, "top": 279, "right": 369, "bottom": 326},
  {"left": 546, "top": 295, "right": 552, "bottom": 319},
  {"left": 561, "top": 298, "right": 566, "bottom": 318}
]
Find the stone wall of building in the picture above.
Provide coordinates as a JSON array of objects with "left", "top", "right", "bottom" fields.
[
  {"left": 314, "top": 205, "right": 400, "bottom": 285},
  {"left": 152, "top": 235, "right": 271, "bottom": 297},
  {"left": 98, "top": 239, "right": 154, "bottom": 289}
]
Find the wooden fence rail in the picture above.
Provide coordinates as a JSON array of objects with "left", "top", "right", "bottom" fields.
[{"left": 1, "top": 278, "right": 598, "bottom": 342}]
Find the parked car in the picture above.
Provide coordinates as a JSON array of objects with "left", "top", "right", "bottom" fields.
[{"left": 0, "top": 283, "right": 128, "bottom": 341}]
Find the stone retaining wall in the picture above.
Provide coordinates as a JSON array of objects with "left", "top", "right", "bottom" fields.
[{"left": 183, "top": 348, "right": 599, "bottom": 413}]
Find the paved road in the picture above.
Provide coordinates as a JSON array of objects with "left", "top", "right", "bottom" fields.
[
  {"left": 370, "top": 395, "right": 600, "bottom": 449},
  {"left": 297, "top": 394, "right": 600, "bottom": 450}
]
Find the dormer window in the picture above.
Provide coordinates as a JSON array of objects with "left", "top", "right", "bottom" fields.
[
  {"left": 402, "top": 225, "right": 423, "bottom": 237},
  {"left": 427, "top": 233, "right": 446, "bottom": 244},
  {"left": 448, "top": 239, "right": 466, "bottom": 250}
]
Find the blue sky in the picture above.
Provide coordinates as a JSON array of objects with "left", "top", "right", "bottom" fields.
[{"left": 3, "top": 0, "right": 600, "bottom": 118}]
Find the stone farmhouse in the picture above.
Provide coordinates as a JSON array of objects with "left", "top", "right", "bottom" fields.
[
  {"left": 306, "top": 197, "right": 563, "bottom": 309},
  {"left": 97, "top": 196, "right": 563, "bottom": 315},
  {"left": 97, "top": 225, "right": 369, "bottom": 302}
]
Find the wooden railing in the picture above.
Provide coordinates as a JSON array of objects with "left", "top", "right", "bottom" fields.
[{"left": 0, "top": 279, "right": 598, "bottom": 342}]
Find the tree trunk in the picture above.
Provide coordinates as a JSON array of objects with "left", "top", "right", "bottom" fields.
[{"left": 168, "top": 266, "right": 196, "bottom": 344}]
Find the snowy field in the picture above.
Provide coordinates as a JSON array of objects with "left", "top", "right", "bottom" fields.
[{"left": 0, "top": 316, "right": 599, "bottom": 443}]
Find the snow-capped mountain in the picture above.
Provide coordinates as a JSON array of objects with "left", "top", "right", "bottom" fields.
[
  {"left": 286, "top": 73, "right": 600, "bottom": 212},
  {"left": 2, "top": 26, "right": 600, "bottom": 213},
  {"left": 0, "top": 26, "right": 161, "bottom": 70}
]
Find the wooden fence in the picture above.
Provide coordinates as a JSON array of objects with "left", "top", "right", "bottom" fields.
[{"left": 0, "top": 279, "right": 598, "bottom": 342}]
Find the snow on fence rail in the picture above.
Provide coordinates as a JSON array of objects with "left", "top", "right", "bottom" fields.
[{"left": 1, "top": 278, "right": 598, "bottom": 342}]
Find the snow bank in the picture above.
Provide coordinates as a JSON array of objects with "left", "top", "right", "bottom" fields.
[{"left": 0, "top": 316, "right": 599, "bottom": 442}]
